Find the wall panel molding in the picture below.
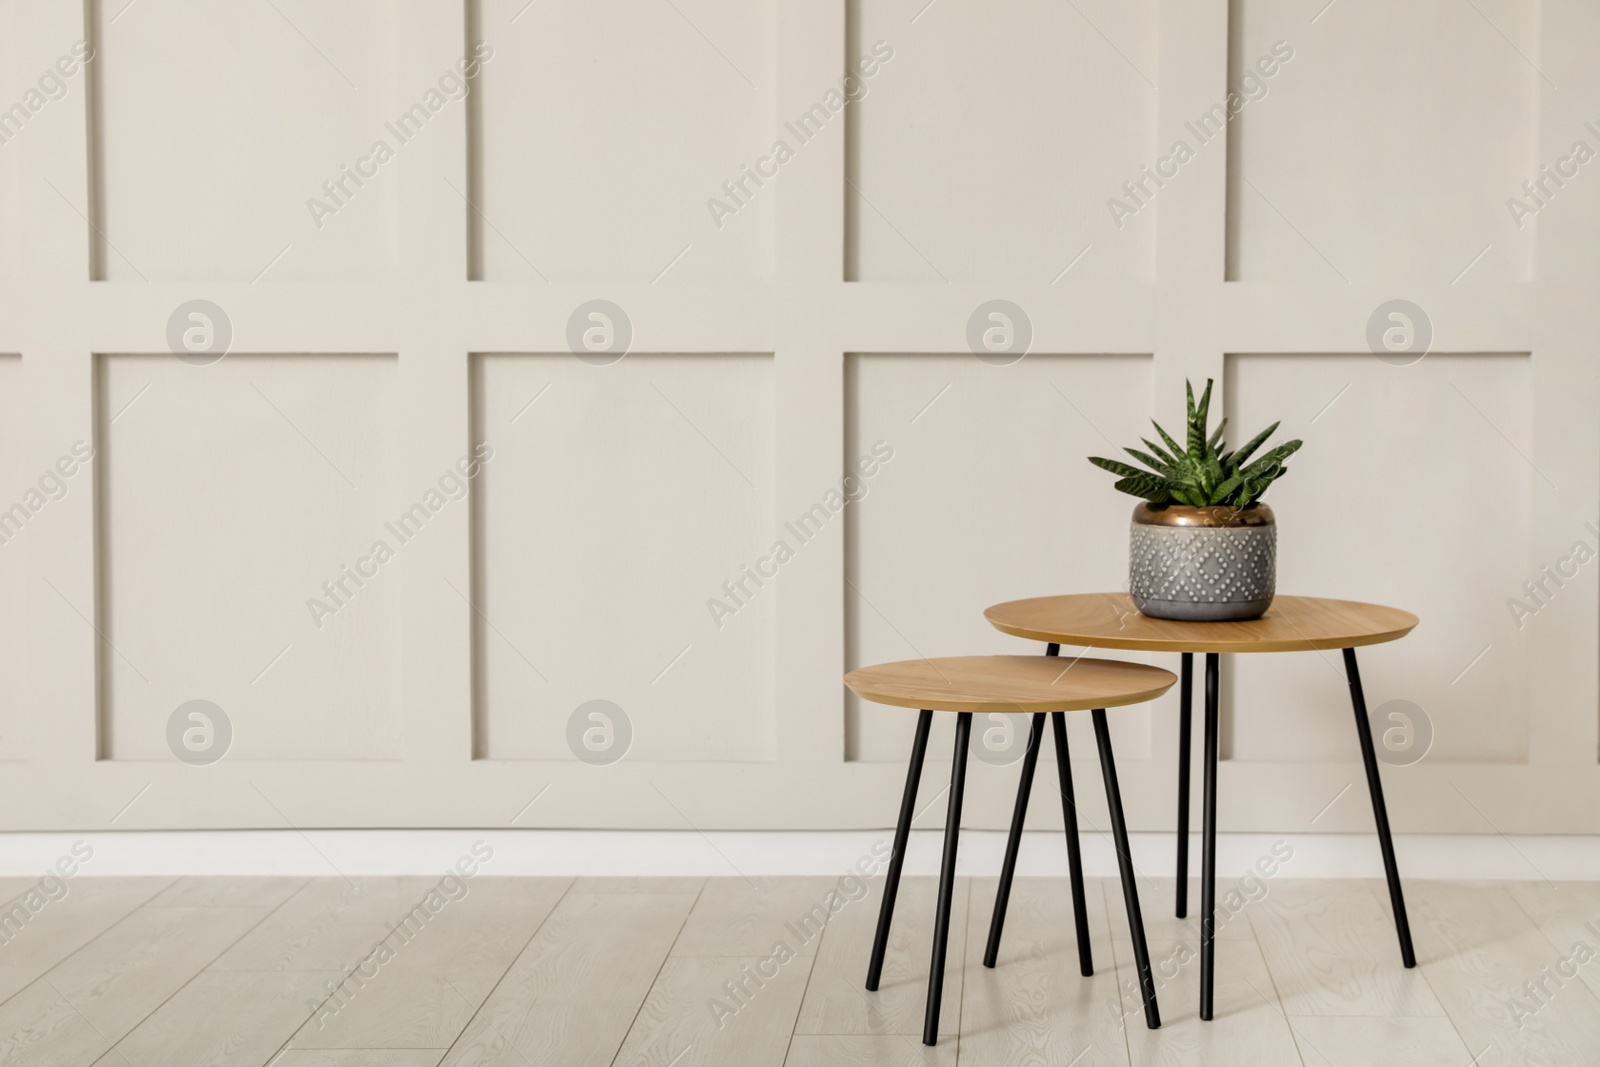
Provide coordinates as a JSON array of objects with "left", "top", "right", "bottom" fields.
[{"left": 0, "top": 0, "right": 1592, "bottom": 835}]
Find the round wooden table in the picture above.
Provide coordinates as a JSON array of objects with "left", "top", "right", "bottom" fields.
[
  {"left": 845, "top": 655, "right": 1177, "bottom": 1041},
  {"left": 845, "top": 654, "right": 1178, "bottom": 712},
  {"left": 982, "top": 593, "right": 1419, "bottom": 1022}
]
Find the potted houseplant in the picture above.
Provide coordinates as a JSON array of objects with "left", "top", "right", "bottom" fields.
[{"left": 1088, "top": 379, "right": 1302, "bottom": 621}]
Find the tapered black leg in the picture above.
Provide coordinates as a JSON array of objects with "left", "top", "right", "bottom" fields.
[
  {"left": 984, "top": 712, "right": 1045, "bottom": 968},
  {"left": 1051, "top": 710, "right": 1094, "bottom": 977},
  {"left": 1176, "top": 652, "right": 1193, "bottom": 918},
  {"left": 1042, "top": 643, "right": 1093, "bottom": 976},
  {"left": 1199, "top": 652, "right": 1220, "bottom": 1021},
  {"left": 866, "top": 707, "right": 932, "bottom": 991},
  {"left": 924, "top": 712, "right": 971, "bottom": 1046},
  {"left": 986, "top": 641, "right": 1094, "bottom": 975},
  {"left": 1093, "top": 707, "right": 1160, "bottom": 1030},
  {"left": 1344, "top": 647, "right": 1417, "bottom": 968}
]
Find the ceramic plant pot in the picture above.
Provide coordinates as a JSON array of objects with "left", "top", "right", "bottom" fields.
[{"left": 1128, "top": 502, "right": 1276, "bottom": 621}]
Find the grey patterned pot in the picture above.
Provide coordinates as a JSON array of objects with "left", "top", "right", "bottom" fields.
[{"left": 1128, "top": 503, "right": 1276, "bottom": 621}]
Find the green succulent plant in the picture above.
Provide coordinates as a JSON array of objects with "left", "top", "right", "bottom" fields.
[{"left": 1088, "top": 379, "right": 1301, "bottom": 508}]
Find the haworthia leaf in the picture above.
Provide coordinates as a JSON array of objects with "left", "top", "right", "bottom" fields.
[
  {"left": 1124, "top": 447, "right": 1171, "bottom": 474},
  {"left": 1114, "top": 473, "right": 1173, "bottom": 502},
  {"left": 1190, "top": 380, "right": 1214, "bottom": 458},
  {"left": 1186, "top": 379, "right": 1208, "bottom": 458},
  {"left": 1229, "top": 421, "right": 1281, "bottom": 468},
  {"left": 1089, "top": 456, "right": 1147, "bottom": 479},
  {"left": 1239, "top": 440, "right": 1303, "bottom": 481},
  {"left": 1143, "top": 437, "right": 1177, "bottom": 466},
  {"left": 1207, "top": 417, "right": 1228, "bottom": 452},
  {"left": 1152, "top": 420, "right": 1185, "bottom": 461}
]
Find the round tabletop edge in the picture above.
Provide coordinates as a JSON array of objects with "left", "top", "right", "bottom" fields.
[{"left": 983, "top": 596, "right": 1419, "bottom": 653}]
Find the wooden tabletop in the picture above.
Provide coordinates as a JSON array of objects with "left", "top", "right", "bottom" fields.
[
  {"left": 844, "top": 655, "right": 1176, "bottom": 713},
  {"left": 984, "top": 593, "right": 1418, "bottom": 654}
]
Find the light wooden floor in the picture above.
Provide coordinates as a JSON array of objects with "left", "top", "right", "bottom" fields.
[{"left": 2, "top": 874, "right": 1598, "bottom": 1065}]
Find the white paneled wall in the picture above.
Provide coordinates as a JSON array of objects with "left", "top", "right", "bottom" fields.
[
  {"left": 97, "top": 353, "right": 404, "bottom": 761},
  {"left": 847, "top": 0, "right": 1158, "bottom": 282},
  {"left": 0, "top": 356, "right": 27, "bottom": 763},
  {"left": 1227, "top": 0, "right": 1538, "bottom": 284},
  {"left": 471, "top": 352, "right": 776, "bottom": 762},
  {"left": 92, "top": 1, "right": 404, "bottom": 282},
  {"left": 472, "top": 0, "right": 776, "bottom": 282},
  {"left": 0, "top": 0, "right": 1594, "bottom": 835}
]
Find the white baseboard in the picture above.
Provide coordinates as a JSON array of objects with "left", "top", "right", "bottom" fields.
[{"left": 2, "top": 830, "right": 1599, "bottom": 881}]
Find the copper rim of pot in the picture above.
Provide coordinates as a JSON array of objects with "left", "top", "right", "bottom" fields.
[{"left": 1132, "top": 502, "right": 1275, "bottom": 528}]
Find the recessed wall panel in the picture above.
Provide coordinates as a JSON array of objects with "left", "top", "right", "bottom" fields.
[
  {"left": 0, "top": 357, "right": 26, "bottom": 760},
  {"left": 94, "top": 0, "right": 401, "bottom": 281},
  {"left": 1226, "top": 352, "right": 1533, "bottom": 764},
  {"left": 1227, "top": 0, "right": 1536, "bottom": 283},
  {"left": 0, "top": 4, "right": 22, "bottom": 283},
  {"left": 472, "top": 0, "right": 774, "bottom": 281},
  {"left": 99, "top": 354, "right": 402, "bottom": 760},
  {"left": 846, "top": 354, "right": 1157, "bottom": 764},
  {"left": 0, "top": 7, "right": 99, "bottom": 282},
  {"left": 847, "top": 0, "right": 1157, "bottom": 282},
  {"left": 472, "top": 353, "right": 775, "bottom": 761}
]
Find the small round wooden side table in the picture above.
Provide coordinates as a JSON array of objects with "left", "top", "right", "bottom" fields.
[
  {"left": 982, "top": 593, "right": 1420, "bottom": 1021},
  {"left": 845, "top": 654, "right": 1177, "bottom": 1044}
]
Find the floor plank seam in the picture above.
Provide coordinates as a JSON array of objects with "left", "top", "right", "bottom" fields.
[
  {"left": 1418, "top": 884, "right": 1514, "bottom": 1067},
  {"left": 85, "top": 875, "right": 311, "bottom": 1064},
  {"left": 1244, "top": 904, "right": 1311, "bottom": 1067},
  {"left": 1362, "top": 877, "right": 1482, "bottom": 1064},
  {"left": 777, "top": 886, "right": 826, "bottom": 1067},
  {"left": 0, "top": 875, "right": 179, "bottom": 1017},
  {"left": 255, "top": 883, "right": 383, "bottom": 1067},
  {"left": 428, "top": 875, "right": 578, "bottom": 1067},
  {"left": 952, "top": 874, "right": 970, "bottom": 1067},
  {"left": 1102, "top": 876, "right": 1133, "bottom": 1067},
  {"left": 607, "top": 878, "right": 707, "bottom": 1067},
  {"left": 252, "top": 876, "right": 572, "bottom": 1066},
  {"left": 0, "top": 876, "right": 180, "bottom": 1023}
]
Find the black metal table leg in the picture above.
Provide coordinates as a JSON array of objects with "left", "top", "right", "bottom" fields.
[
  {"left": 1176, "top": 651, "right": 1193, "bottom": 919},
  {"left": 988, "top": 641, "right": 1094, "bottom": 974},
  {"left": 1093, "top": 707, "right": 1160, "bottom": 1029},
  {"left": 1344, "top": 647, "right": 1417, "bottom": 968},
  {"left": 866, "top": 707, "right": 932, "bottom": 991},
  {"left": 924, "top": 711, "right": 972, "bottom": 1046},
  {"left": 984, "top": 711, "right": 1045, "bottom": 968},
  {"left": 1199, "top": 651, "right": 1219, "bottom": 1021},
  {"left": 1041, "top": 642, "right": 1093, "bottom": 976},
  {"left": 1051, "top": 709, "right": 1094, "bottom": 977}
]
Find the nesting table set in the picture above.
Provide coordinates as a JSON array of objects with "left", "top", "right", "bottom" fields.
[{"left": 844, "top": 591, "right": 1419, "bottom": 1046}]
